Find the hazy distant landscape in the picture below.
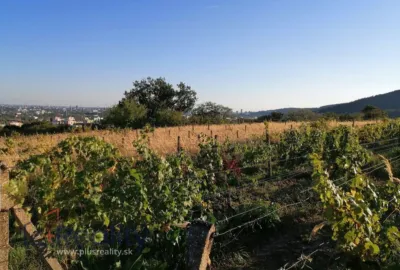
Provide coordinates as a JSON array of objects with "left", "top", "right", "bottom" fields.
[
  {"left": 2, "top": 1, "right": 400, "bottom": 270},
  {"left": 2, "top": 88, "right": 399, "bottom": 130},
  {"left": 1, "top": 80, "right": 399, "bottom": 270}
]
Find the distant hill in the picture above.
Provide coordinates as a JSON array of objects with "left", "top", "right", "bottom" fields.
[
  {"left": 318, "top": 89, "right": 400, "bottom": 117},
  {"left": 239, "top": 90, "right": 400, "bottom": 118},
  {"left": 237, "top": 107, "right": 316, "bottom": 118}
]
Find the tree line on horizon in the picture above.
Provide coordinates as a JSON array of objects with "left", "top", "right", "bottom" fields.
[
  {"left": 257, "top": 105, "right": 387, "bottom": 122},
  {"left": 102, "top": 77, "right": 390, "bottom": 129},
  {"left": 102, "top": 77, "right": 234, "bottom": 128},
  {"left": 0, "top": 77, "right": 391, "bottom": 136}
]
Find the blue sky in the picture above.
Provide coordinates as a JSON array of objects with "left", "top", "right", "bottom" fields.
[{"left": 1, "top": 0, "right": 399, "bottom": 111}]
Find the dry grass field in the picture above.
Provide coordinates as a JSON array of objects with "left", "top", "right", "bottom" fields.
[{"left": 0, "top": 121, "right": 377, "bottom": 167}]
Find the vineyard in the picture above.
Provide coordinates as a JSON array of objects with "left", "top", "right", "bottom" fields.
[
  {"left": 2, "top": 119, "right": 400, "bottom": 269},
  {"left": 0, "top": 121, "right": 376, "bottom": 167}
]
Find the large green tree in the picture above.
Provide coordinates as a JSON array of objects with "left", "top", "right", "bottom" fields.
[
  {"left": 190, "top": 102, "right": 232, "bottom": 124},
  {"left": 285, "top": 109, "right": 320, "bottom": 122},
  {"left": 361, "top": 105, "right": 387, "bottom": 120},
  {"left": 103, "top": 99, "right": 147, "bottom": 128},
  {"left": 257, "top": 112, "right": 284, "bottom": 122},
  {"left": 155, "top": 109, "right": 184, "bottom": 126},
  {"left": 123, "top": 77, "right": 197, "bottom": 122}
]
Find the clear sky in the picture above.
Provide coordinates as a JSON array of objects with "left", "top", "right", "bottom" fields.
[{"left": 1, "top": 0, "right": 399, "bottom": 111}]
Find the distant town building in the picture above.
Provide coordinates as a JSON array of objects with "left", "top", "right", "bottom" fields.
[
  {"left": 8, "top": 120, "right": 23, "bottom": 127},
  {"left": 84, "top": 117, "right": 94, "bottom": 124},
  {"left": 52, "top": 116, "right": 64, "bottom": 125},
  {"left": 52, "top": 116, "right": 76, "bottom": 126},
  {"left": 67, "top": 116, "right": 76, "bottom": 126},
  {"left": 93, "top": 116, "right": 103, "bottom": 123}
]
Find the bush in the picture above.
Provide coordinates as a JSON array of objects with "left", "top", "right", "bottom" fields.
[
  {"left": 102, "top": 99, "right": 147, "bottom": 128},
  {"left": 7, "top": 135, "right": 202, "bottom": 268},
  {"left": 0, "top": 121, "right": 70, "bottom": 136},
  {"left": 155, "top": 109, "right": 183, "bottom": 126}
]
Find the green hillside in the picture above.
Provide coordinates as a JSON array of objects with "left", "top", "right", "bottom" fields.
[{"left": 318, "top": 89, "right": 400, "bottom": 117}]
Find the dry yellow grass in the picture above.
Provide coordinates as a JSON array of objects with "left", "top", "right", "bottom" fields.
[{"left": 0, "top": 121, "right": 377, "bottom": 167}]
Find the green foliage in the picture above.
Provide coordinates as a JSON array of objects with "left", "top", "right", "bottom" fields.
[
  {"left": 131, "top": 130, "right": 202, "bottom": 229},
  {"left": 190, "top": 102, "right": 233, "bottom": 124},
  {"left": 276, "top": 123, "right": 327, "bottom": 168},
  {"left": 123, "top": 77, "right": 197, "bottom": 121},
  {"left": 322, "top": 112, "right": 339, "bottom": 121},
  {"left": 362, "top": 105, "right": 388, "bottom": 120},
  {"left": 310, "top": 125, "right": 400, "bottom": 264},
  {"left": 8, "top": 245, "right": 44, "bottom": 270},
  {"left": 195, "top": 134, "right": 225, "bottom": 191},
  {"left": 7, "top": 119, "right": 400, "bottom": 268},
  {"left": 154, "top": 109, "right": 183, "bottom": 126},
  {"left": 0, "top": 121, "right": 70, "bottom": 136},
  {"left": 9, "top": 213, "right": 45, "bottom": 270},
  {"left": 217, "top": 201, "right": 280, "bottom": 233},
  {"left": 339, "top": 113, "right": 362, "bottom": 122},
  {"left": 7, "top": 135, "right": 202, "bottom": 268},
  {"left": 5, "top": 137, "right": 16, "bottom": 149},
  {"left": 257, "top": 112, "right": 284, "bottom": 122},
  {"left": 358, "top": 120, "right": 400, "bottom": 144},
  {"left": 103, "top": 99, "right": 147, "bottom": 128},
  {"left": 104, "top": 77, "right": 198, "bottom": 128},
  {"left": 322, "top": 126, "right": 370, "bottom": 179},
  {"left": 285, "top": 109, "right": 320, "bottom": 122}
]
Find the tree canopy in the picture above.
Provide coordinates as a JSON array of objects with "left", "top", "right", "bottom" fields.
[
  {"left": 361, "top": 105, "right": 387, "bottom": 120},
  {"left": 104, "top": 77, "right": 197, "bottom": 127},
  {"left": 102, "top": 99, "right": 147, "bottom": 128},
  {"left": 123, "top": 77, "right": 197, "bottom": 121},
  {"left": 257, "top": 112, "right": 284, "bottom": 122},
  {"left": 286, "top": 109, "right": 320, "bottom": 122},
  {"left": 191, "top": 102, "right": 233, "bottom": 124}
]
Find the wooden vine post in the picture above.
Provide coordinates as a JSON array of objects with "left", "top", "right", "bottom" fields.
[
  {"left": 397, "top": 125, "right": 400, "bottom": 146},
  {"left": 268, "top": 137, "right": 273, "bottom": 178},
  {"left": 177, "top": 136, "right": 181, "bottom": 153},
  {"left": 1, "top": 165, "right": 63, "bottom": 270},
  {"left": 266, "top": 130, "right": 273, "bottom": 177},
  {"left": 185, "top": 220, "right": 215, "bottom": 270},
  {"left": 12, "top": 207, "right": 64, "bottom": 270},
  {"left": 0, "top": 168, "right": 10, "bottom": 270}
]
